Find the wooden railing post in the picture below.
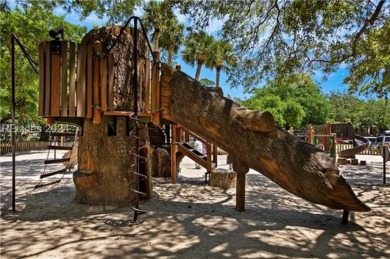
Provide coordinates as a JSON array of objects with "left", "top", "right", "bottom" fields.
[
  {"left": 151, "top": 51, "right": 160, "bottom": 125},
  {"left": 92, "top": 41, "right": 102, "bottom": 124},
  {"left": 171, "top": 124, "right": 178, "bottom": 184}
]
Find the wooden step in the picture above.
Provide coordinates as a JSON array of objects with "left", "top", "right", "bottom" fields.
[
  {"left": 48, "top": 145, "right": 73, "bottom": 150},
  {"left": 40, "top": 168, "right": 67, "bottom": 179},
  {"left": 50, "top": 132, "right": 76, "bottom": 137},
  {"left": 44, "top": 158, "right": 70, "bottom": 164}
]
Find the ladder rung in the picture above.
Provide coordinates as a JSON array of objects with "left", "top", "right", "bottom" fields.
[
  {"left": 131, "top": 206, "right": 147, "bottom": 215},
  {"left": 40, "top": 168, "right": 67, "bottom": 179},
  {"left": 34, "top": 180, "right": 61, "bottom": 188},
  {"left": 50, "top": 132, "right": 75, "bottom": 137},
  {"left": 132, "top": 172, "right": 147, "bottom": 178},
  {"left": 48, "top": 145, "right": 73, "bottom": 150},
  {"left": 131, "top": 189, "right": 147, "bottom": 196},
  {"left": 44, "top": 158, "right": 70, "bottom": 164}
]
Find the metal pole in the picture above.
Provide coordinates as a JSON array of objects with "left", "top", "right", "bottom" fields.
[
  {"left": 383, "top": 146, "right": 387, "bottom": 184},
  {"left": 133, "top": 18, "right": 140, "bottom": 222},
  {"left": 11, "top": 34, "right": 16, "bottom": 212}
]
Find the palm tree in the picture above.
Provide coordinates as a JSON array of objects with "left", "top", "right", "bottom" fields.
[
  {"left": 141, "top": 0, "right": 174, "bottom": 51},
  {"left": 182, "top": 31, "right": 215, "bottom": 80},
  {"left": 159, "top": 17, "right": 185, "bottom": 66},
  {"left": 207, "top": 40, "right": 237, "bottom": 88}
]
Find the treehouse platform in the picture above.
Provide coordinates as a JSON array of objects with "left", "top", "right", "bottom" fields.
[{"left": 38, "top": 38, "right": 161, "bottom": 126}]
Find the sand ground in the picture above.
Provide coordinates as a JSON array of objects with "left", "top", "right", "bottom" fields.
[{"left": 0, "top": 150, "right": 389, "bottom": 258}]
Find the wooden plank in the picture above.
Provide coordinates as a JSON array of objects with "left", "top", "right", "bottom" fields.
[
  {"left": 154, "top": 52, "right": 160, "bottom": 112},
  {"left": 38, "top": 42, "right": 46, "bottom": 117},
  {"left": 61, "top": 41, "right": 68, "bottom": 117},
  {"left": 68, "top": 42, "right": 76, "bottom": 117},
  {"left": 100, "top": 53, "right": 108, "bottom": 112},
  {"left": 44, "top": 42, "right": 51, "bottom": 117},
  {"left": 86, "top": 44, "right": 93, "bottom": 118},
  {"left": 92, "top": 41, "right": 102, "bottom": 124},
  {"left": 171, "top": 125, "right": 177, "bottom": 184},
  {"left": 50, "top": 46, "right": 61, "bottom": 117},
  {"left": 107, "top": 54, "right": 114, "bottom": 111},
  {"left": 76, "top": 43, "right": 86, "bottom": 117},
  {"left": 144, "top": 58, "right": 150, "bottom": 112}
]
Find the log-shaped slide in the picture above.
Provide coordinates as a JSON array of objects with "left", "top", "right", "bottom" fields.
[
  {"left": 339, "top": 135, "right": 370, "bottom": 158},
  {"left": 160, "top": 64, "right": 370, "bottom": 212}
]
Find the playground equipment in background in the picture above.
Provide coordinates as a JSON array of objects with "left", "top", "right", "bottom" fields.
[
  {"left": 307, "top": 124, "right": 337, "bottom": 162},
  {"left": 338, "top": 134, "right": 370, "bottom": 159},
  {"left": 307, "top": 124, "right": 371, "bottom": 159}
]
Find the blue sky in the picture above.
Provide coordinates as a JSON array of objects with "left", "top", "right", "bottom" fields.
[{"left": 54, "top": 7, "right": 350, "bottom": 100}]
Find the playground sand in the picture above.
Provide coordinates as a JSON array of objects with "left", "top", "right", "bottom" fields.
[{"left": 0, "top": 151, "right": 389, "bottom": 258}]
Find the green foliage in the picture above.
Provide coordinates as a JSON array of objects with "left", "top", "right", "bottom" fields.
[
  {"left": 199, "top": 78, "right": 215, "bottom": 87},
  {"left": 182, "top": 31, "right": 215, "bottom": 80},
  {"left": 0, "top": 6, "right": 86, "bottom": 125},
  {"left": 173, "top": 0, "right": 390, "bottom": 98},
  {"left": 15, "top": 0, "right": 142, "bottom": 24},
  {"left": 240, "top": 74, "right": 330, "bottom": 129},
  {"left": 327, "top": 92, "right": 390, "bottom": 131}
]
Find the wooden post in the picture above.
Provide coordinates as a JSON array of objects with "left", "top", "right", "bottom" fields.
[
  {"left": 44, "top": 42, "right": 51, "bottom": 117},
  {"left": 206, "top": 142, "right": 212, "bottom": 172},
  {"left": 92, "top": 41, "right": 102, "bottom": 124},
  {"left": 60, "top": 41, "right": 68, "bottom": 117},
  {"left": 308, "top": 124, "right": 314, "bottom": 144},
  {"left": 68, "top": 42, "right": 76, "bottom": 117},
  {"left": 212, "top": 144, "right": 218, "bottom": 167},
  {"left": 171, "top": 124, "right": 177, "bottom": 184},
  {"left": 76, "top": 43, "right": 86, "bottom": 117},
  {"left": 107, "top": 54, "right": 114, "bottom": 111},
  {"left": 151, "top": 51, "right": 160, "bottom": 125},
  {"left": 100, "top": 51, "right": 108, "bottom": 112},
  {"left": 235, "top": 170, "right": 247, "bottom": 211},
  {"left": 86, "top": 44, "right": 93, "bottom": 118},
  {"left": 50, "top": 42, "right": 61, "bottom": 117},
  {"left": 144, "top": 58, "right": 151, "bottom": 112}
]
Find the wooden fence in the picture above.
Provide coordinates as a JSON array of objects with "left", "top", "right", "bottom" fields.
[
  {"left": 336, "top": 144, "right": 380, "bottom": 156},
  {"left": 0, "top": 141, "right": 49, "bottom": 155}
]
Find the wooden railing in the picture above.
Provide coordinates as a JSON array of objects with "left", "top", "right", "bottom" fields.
[
  {"left": 38, "top": 40, "right": 159, "bottom": 122},
  {"left": 170, "top": 125, "right": 218, "bottom": 183},
  {"left": 336, "top": 144, "right": 380, "bottom": 156},
  {"left": 0, "top": 141, "right": 49, "bottom": 155}
]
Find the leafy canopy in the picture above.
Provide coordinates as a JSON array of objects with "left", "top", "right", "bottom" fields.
[
  {"left": 173, "top": 0, "right": 390, "bottom": 98},
  {"left": 0, "top": 4, "right": 86, "bottom": 124}
]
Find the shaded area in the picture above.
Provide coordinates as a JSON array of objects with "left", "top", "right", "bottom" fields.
[{"left": 1, "top": 152, "right": 388, "bottom": 258}]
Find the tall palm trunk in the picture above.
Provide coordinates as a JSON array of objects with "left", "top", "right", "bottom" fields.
[
  {"left": 153, "top": 25, "right": 160, "bottom": 51},
  {"left": 216, "top": 65, "right": 222, "bottom": 88},
  {"left": 195, "top": 59, "right": 204, "bottom": 80},
  {"left": 168, "top": 43, "right": 174, "bottom": 66}
]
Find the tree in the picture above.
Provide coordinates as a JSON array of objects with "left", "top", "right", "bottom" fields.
[
  {"left": 182, "top": 31, "right": 215, "bottom": 80},
  {"left": 199, "top": 78, "right": 215, "bottom": 87},
  {"left": 141, "top": 0, "right": 175, "bottom": 51},
  {"left": 207, "top": 40, "right": 236, "bottom": 88},
  {"left": 0, "top": 5, "right": 86, "bottom": 125},
  {"left": 240, "top": 74, "right": 330, "bottom": 129},
  {"left": 327, "top": 92, "right": 390, "bottom": 132},
  {"left": 159, "top": 16, "right": 185, "bottom": 66},
  {"left": 173, "top": 0, "right": 390, "bottom": 97},
  {"left": 160, "top": 64, "right": 369, "bottom": 212},
  {"left": 14, "top": 0, "right": 141, "bottom": 24}
]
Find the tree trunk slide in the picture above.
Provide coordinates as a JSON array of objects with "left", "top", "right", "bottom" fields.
[{"left": 160, "top": 64, "right": 370, "bottom": 212}]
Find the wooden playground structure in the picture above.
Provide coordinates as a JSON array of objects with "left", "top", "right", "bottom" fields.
[{"left": 10, "top": 17, "right": 372, "bottom": 224}]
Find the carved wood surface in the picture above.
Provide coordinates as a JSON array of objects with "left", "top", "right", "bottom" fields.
[{"left": 160, "top": 64, "right": 370, "bottom": 212}]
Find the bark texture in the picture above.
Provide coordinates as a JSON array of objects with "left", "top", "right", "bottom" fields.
[
  {"left": 73, "top": 26, "right": 151, "bottom": 205},
  {"left": 160, "top": 64, "right": 370, "bottom": 212}
]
